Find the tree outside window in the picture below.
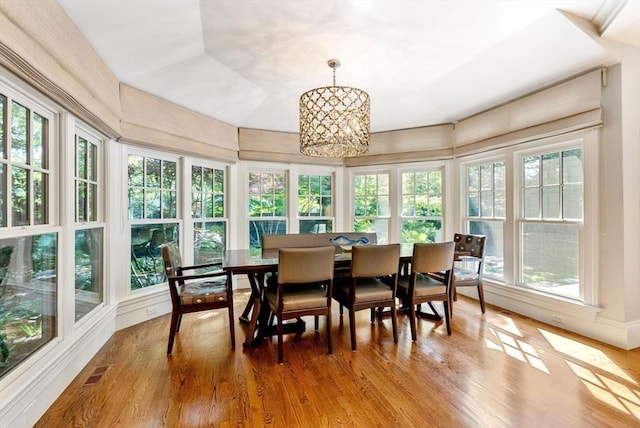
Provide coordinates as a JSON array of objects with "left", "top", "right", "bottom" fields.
[
  {"left": 248, "top": 171, "right": 286, "bottom": 256},
  {"left": 298, "top": 174, "right": 333, "bottom": 234},
  {"left": 353, "top": 173, "right": 389, "bottom": 243},
  {"left": 128, "top": 154, "right": 179, "bottom": 289},
  {"left": 401, "top": 170, "right": 442, "bottom": 243}
]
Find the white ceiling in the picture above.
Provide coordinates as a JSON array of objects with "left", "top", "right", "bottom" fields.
[{"left": 58, "top": 0, "right": 639, "bottom": 134}]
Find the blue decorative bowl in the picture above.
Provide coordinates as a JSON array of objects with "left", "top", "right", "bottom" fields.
[{"left": 329, "top": 235, "right": 370, "bottom": 251}]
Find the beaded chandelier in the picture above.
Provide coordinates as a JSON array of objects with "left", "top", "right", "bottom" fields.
[{"left": 299, "top": 59, "right": 370, "bottom": 157}]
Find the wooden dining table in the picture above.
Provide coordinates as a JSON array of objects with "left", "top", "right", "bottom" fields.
[{"left": 221, "top": 243, "right": 465, "bottom": 349}]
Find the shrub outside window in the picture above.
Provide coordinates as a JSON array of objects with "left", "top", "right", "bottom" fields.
[
  {"left": 128, "top": 154, "right": 179, "bottom": 289},
  {"left": 401, "top": 170, "right": 442, "bottom": 243},
  {"left": 248, "top": 171, "right": 286, "bottom": 256}
]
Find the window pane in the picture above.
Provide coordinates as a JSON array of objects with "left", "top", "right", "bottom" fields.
[
  {"left": 494, "top": 190, "right": 506, "bottom": 218},
  {"left": 214, "top": 194, "right": 224, "bottom": 217},
  {"left": 33, "top": 171, "right": 46, "bottom": 225},
  {"left": 88, "top": 142, "right": 97, "bottom": 182},
  {"left": 75, "top": 228, "right": 103, "bottom": 321},
  {"left": 12, "top": 166, "right": 28, "bottom": 226},
  {"left": 542, "top": 186, "right": 560, "bottom": 218},
  {"left": 192, "top": 192, "right": 202, "bottom": 218},
  {"left": 249, "top": 219, "right": 286, "bottom": 256},
  {"left": 354, "top": 175, "right": 366, "bottom": 196},
  {"left": 194, "top": 221, "right": 226, "bottom": 265},
  {"left": 214, "top": 169, "right": 224, "bottom": 193},
  {"left": 480, "top": 191, "right": 493, "bottom": 217},
  {"left": 542, "top": 152, "right": 560, "bottom": 186},
  {"left": 377, "top": 196, "right": 390, "bottom": 216},
  {"left": 76, "top": 137, "right": 87, "bottom": 179},
  {"left": 401, "top": 219, "right": 442, "bottom": 244},
  {"left": 468, "top": 192, "right": 479, "bottom": 217},
  {"left": 0, "top": 164, "right": 5, "bottom": 227},
  {"left": 88, "top": 183, "right": 97, "bottom": 222},
  {"left": 494, "top": 162, "right": 505, "bottom": 190},
  {"left": 521, "top": 222, "right": 579, "bottom": 299},
  {"left": 562, "top": 149, "right": 583, "bottom": 184},
  {"left": 128, "top": 188, "right": 144, "bottom": 219},
  {"left": 203, "top": 168, "right": 214, "bottom": 193},
  {"left": 353, "top": 218, "right": 387, "bottom": 244},
  {"left": 146, "top": 159, "right": 161, "bottom": 188},
  {"left": 162, "top": 190, "right": 176, "bottom": 218},
  {"left": 0, "top": 95, "right": 6, "bottom": 158},
  {"left": 0, "top": 234, "right": 57, "bottom": 379},
  {"left": 402, "top": 195, "right": 414, "bottom": 216},
  {"left": 523, "top": 156, "right": 539, "bottom": 187},
  {"left": 128, "top": 156, "right": 144, "bottom": 187},
  {"left": 32, "top": 113, "right": 45, "bottom": 169},
  {"left": 11, "top": 101, "right": 28, "bottom": 164},
  {"left": 192, "top": 166, "right": 202, "bottom": 192},
  {"left": 469, "top": 220, "right": 504, "bottom": 279},
  {"left": 480, "top": 164, "right": 492, "bottom": 190},
  {"left": 468, "top": 166, "right": 479, "bottom": 192},
  {"left": 300, "top": 219, "right": 332, "bottom": 234},
  {"left": 523, "top": 188, "right": 539, "bottom": 218},
  {"left": 563, "top": 183, "right": 583, "bottom": 220},
  {"left": 145, "top": 189, "right": 160, "bottom": 219},
  {"left": 131, "top": 223, "right": 178, "bottom": 289}
]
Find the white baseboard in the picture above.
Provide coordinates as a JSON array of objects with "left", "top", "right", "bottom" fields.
[{"left": 464, "top": 282, "right": 639, "bottom": 350}]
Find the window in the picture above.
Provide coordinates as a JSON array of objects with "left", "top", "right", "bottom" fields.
[
  {"left": 248, "top": 171, "right": 286, "bottom": 255},
  {"left": 192, "top": 164, "right": 227, "bottom": 265},
  {"left": 74, "top": 131, "right": 104, "bottom": 321},
  {"left": 0, "top": 89, "right": 56, "bottom": 379},
  {"left": 401, "top": 170, "right": 442, "bottom": 243},
  {"left": 128, "top": 153, "right": 179, "bottom": 289},
  {"left": 353, "top": 173, "right": 389, "bottom": 243},
  {"left": 465, "top": 161, "right": 505, "bottom": 279},
  {"left": 518, "top": 148, "right": 582, "bottom": 299},
  {"left": 298, "top": 174, "right": 333, "bottom": 233}
]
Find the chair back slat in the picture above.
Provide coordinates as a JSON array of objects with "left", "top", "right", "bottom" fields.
[
  {"left": 278, "top": 246, "right": 335, "bottom": 284},
  {"left": 351, "top": 244, "right": 401, "bottom": 278}
]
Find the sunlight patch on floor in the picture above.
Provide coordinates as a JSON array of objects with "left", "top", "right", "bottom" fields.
[
  {"left": 539, "top": 329, "right": 635, "bottom": 384},
  {"left": 485, "top": 327, "right": 549, "bottom": 373}
]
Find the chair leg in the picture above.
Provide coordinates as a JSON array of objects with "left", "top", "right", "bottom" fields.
[
  {"left": 176, "top": 313, "right": 183, "bottom": 332},
  {"left": 326, "top": 312, "right": 333, "bottom": 355},
  {"left": 340, "top": 304, "right": 344, "bottom": 316},
  {"left": 409, "top": 303, "right": 417, "bottom": 341},
  {"left": 477, "top": 282, "right": 486, "bottom": 313},
  {"left": 443, "top": 300, "right": 452, "bottom": 335},
  {"left": 390, "top": 304, "right": 398, "bottom": 344},
  {"left": 370, "top": 307, "right": 375, "bottom": 324},
  {"left": 349, "top": 308, "right": 357, "bottom": 351},
  {"left": 277, "top": 316, "right": 284, "bottom": 364},
  {"left": 314, "top": 315, "right": 319, "bottom": 331},
  {"left": 228, "top": 303, "right": 236, "bottom": 349},
  {"left": 167, "top": 311, "right": 180, "bottom": 354}
]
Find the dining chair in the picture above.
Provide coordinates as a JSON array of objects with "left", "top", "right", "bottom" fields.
[
  {"left": 452, "top": 233, "right": 487, "bottom": 313},
  {"left": 161, "top": 242, "right": 235, "bottom": 354},
  {"left": 397, "top": 242, "right": 455, "bottom": 340},
  {"left": 332, "top": 243, "right": 401, "bottom": 351},
  {"left": 264, "top": 246, "right": 335, "bottom": 364}
]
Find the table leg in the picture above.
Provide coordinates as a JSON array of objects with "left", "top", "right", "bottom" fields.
[{"left": 242, "top": 273, "right": 265, "bottom": 349}]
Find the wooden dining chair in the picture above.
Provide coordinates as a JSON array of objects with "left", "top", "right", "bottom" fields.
[
  {"left": 397, "top": 241, "right": 455, "bottom": 340},
  {"left": 332, "top": 243, "right": 401, "bottom": 351},
  {"left": 161, "top": 242, "right": 235, "bottom": 354},
  {"left": 264, "top": 246, "right": 335, "bottom": 364},
  {"left": 452, "top": 233, "right": 486, "bottom": 313}
]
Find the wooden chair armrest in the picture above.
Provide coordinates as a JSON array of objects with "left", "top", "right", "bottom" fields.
[
  {"left": 179, "top": 261, "right": 223, "bottom": 272},
  {"left": 169, "top": 271, "right": 229, "bottom": 283}
]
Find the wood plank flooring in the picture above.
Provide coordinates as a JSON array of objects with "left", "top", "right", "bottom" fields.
[{"left": 37, "top": 290, "right": 640, "bottom": 427}]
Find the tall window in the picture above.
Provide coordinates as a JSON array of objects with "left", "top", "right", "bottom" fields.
[
  {"left": 0, "top": 90, "right": 56, "bottom": 378},
  {"left": 248, "top": 171, "right": 286, "bottom": 255},
  {"left": 74, "top": 131, "right": 104, "bottom": 321},
  {"left": 401, "top": 170, "right": 442, "bottom": 243},
  {"left": 298, "top": 174, "right": 333, "bottom": 233},
  {"left": 353, "top": 173, "right": 389, "bottom": 243},
  {"left": 465, "top": 161, "right": 505, "bottom": 279},
  {"left": 128, "top": 153, "right": 178, "bottom": 289},
  {"left": 519, "top": 148, "right": 582, "bottom": 299},
  {"left": 192, "top": 164, "right": 227, "bottom": 264}
]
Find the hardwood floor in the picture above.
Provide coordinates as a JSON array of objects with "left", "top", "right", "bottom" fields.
[{"left": 37, "top": 290, "right": 640, "bottom": 427}]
